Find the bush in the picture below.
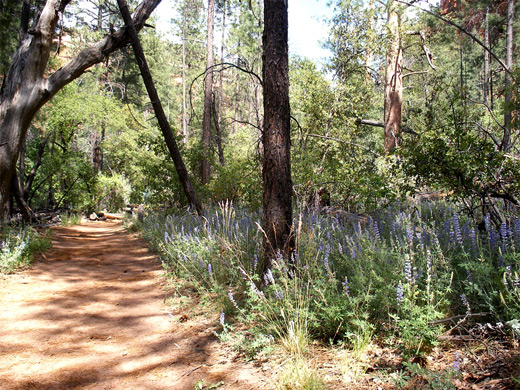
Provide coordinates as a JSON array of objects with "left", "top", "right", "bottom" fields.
[{"left": 95, "top": 173, "right": 131, "bottom": 211}]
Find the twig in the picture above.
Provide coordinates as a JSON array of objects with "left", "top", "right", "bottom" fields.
[
  {"left": 182, "top": 364, "right": 204, "bottom": 377},
  {"left": 305, "top": 133, "right": 376, "bottom": 153},
  {"left": 429, "top": 312, "right": 491, "bottom": 325}
]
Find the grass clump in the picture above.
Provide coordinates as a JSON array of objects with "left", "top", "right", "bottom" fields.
[
  {"left": 61, "top": 213, "right": 82, "bottom": 226},
  {"left": 277, "top": 358, "right": 326, "bottom": 390}
]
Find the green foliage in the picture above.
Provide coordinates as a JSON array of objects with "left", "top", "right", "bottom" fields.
[
  {"left": 95, "top": 173, "right": 131, "bottom": 211},
  {"left": 0, "top": 0, "right": 20, "bottom": 74}
]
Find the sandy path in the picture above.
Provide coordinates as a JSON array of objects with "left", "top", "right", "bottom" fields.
[{"left": 0, "top": 220, "right": 270, "bottom": 389}]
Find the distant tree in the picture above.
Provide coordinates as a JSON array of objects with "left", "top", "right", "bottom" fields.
[
  {"left": 261, "top": 0, "right": 293, "bottom": 272},
  {"left": 384, "top": 0, "right": 403, "bottom": 152},
  {"left": 202, "top": 0, "right": 215, "bottom": 184},
  {"left": 0, "top": 0, "right": 161, "bottom": 221}
]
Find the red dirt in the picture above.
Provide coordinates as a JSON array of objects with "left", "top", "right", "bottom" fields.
[{"left": 0, "top": 220, "right": 271, "bottom": 389}]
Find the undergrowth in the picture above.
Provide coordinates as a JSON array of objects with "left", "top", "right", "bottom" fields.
[
  {"left": 137, "top": 200, "right": 520, "bottom": 386},
  {"left": 0, "top": 226, "right": 52, "bottom": 274}
]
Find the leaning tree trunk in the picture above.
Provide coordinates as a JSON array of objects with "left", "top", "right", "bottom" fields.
[
  {"left": 117, "top": 0, "right": 203, "bottom": 215},
  {"left": 503, "top": 0, "right": 514, "bottom": 152},
  {"left": 383, "top": 1, "right": 403, "bottom": 153},
  {"left": 201, "top": 0, "right": 215, "bottom": 185},
  {"left": 0, "top": 0, "right": 161, "bottom": 221},
  {"left": 261, "top": 0, "right": 293, "bottom": 274}
]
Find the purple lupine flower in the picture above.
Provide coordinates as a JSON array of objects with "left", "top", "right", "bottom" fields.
[
  {"left": 452, "top": 352, "right": 463, "bottom": 371},
  {"left": 406, "top": 228, "right": 414, "bottom": 242},
  {"left": 489, "top": 228, "right": 498, "bottom": 249},
  {"left": 323, "top": 245, "right": 330, "bottom": 269},
  {"left": 266, "top": 269, "right": 275, "bottom": 285},
  {"left": 219, "top": 310, "right": 225, "bottom": 325},
  {"left": 404, "top": 256, "right": 413, "bottom": 284},
  {"left": 252, "top": 254, "right": 258, "bottom": 271},
  {"left": 274, "top": 290, "right": 284, "bottom": 299},
  {"left": 396, "top": 282, "right": 404, "bottom": 305},
  {"left": 514, "top": 219, "right": 520, "bottom": 246},
  {"left": 452, "top": 214, "right": 463, "bottom": 246},
  {"left": 208, "top": 263, "right": 213, "bottom": 277},
  {"left": 291, "top": 250, "right": 299, "bottom": 265},
  {"left": 500, "top": 222, "right": 508, "bottom": 241},
  {"left": 342, "top": 276, "right": 350, "bottom": 296},
  {"left": 250, "top": 281, "right": 265, "bottom": 298},
  {"left": 228, "top": 289, "right": 239, "bottom": 309},
  {"left": 469, "top": 227, "right": 477, "bottom": 252},
  {"left": 460, "top": 293, "right": 470, "bottom": 314},
  {"left": 373, "top": 221, "right": 381, "bottom": 242},
  {"left": 164, "top": 231, "right": 169, "bottom": 243},
  {"left": 498, "top": 255, "right": 504, "bottom": 268}
]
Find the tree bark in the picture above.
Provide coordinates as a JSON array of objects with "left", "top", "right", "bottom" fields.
[
  {"left": 216, "top": 0, "right": 226, "bottom": 166},
  {"left": 201, "top": 0, "right": 215, "bottom": 185},
  {"left": 261, "top": 0, "right": 293, "bottom": 273},
  {"left": 0, "top": 0, "right": 161, "bottom": 221},
  {"left": 384, "top": 1, "right": 403, "bottom": 152},
  {"left": 181, "top": 11, "right": 189, "bottom": 144},
  {"left": 502, "top": 0, "right": 514, "bottom": 152},
  {"left": 117, "top": 0, "right": 203, "bottom": 215}
]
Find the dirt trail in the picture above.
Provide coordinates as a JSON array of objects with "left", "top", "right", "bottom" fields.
[{"left": 0, "top": 220, "right": 270, "bottom": 390}]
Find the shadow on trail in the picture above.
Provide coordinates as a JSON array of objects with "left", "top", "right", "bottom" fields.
[{"left": 0, "top": 221, "right": 234, "bottom": 390}]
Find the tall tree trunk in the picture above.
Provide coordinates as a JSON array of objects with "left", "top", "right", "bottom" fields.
[
  {"left": 256, "top": 0, "right": 263, "bottom": 132},
  {"left": 91, "top": 126, "right": 104, "bottom": 174},
  {"left": 117, "top": 0, "right": 203, "bottom": 215},
  {"left": 233, "top": 39, "right": 241, "bottom": 135},
  {"left": 384, "top": 1, "right": 403, "bottom": 152},
  {"left": 365, "top": 0, "right": 375, "bottom": 83},
  {"left": 0, "top": 0, "right": 161, "bottom": 221},
  {"left": 216, "top": 0, "right": 226, "bottom": 166},
  {"left": 201, "top": 0, "right": 215, "bottom": 185},
  {"left": 261, "top": 0, "right": 293, "bottom": 273},
  {"left": 181, "top": 11, "right": 189, "bottom": 144},
  {"left": 503, "top": 0, "right": 514, "bottom": 152},
  {"left": 483, "top": 6, "right": 490, "bottom": 107}
]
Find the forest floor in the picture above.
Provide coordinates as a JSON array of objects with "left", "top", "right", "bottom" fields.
[
  {"left": 0, "top": 220, "right": 272, "bottom": 390},
  {"left": 1, "top": 220, "right": 519, "bottom": 390}
]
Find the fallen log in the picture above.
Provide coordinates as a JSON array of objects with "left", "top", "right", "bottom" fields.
[{"left": 104, "top": 213, "right": 124, "bottom": 220}]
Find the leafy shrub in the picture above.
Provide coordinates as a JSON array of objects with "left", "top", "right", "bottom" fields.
[{"left": 95, "top": 173, "right": 131, "bottom": 211}]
